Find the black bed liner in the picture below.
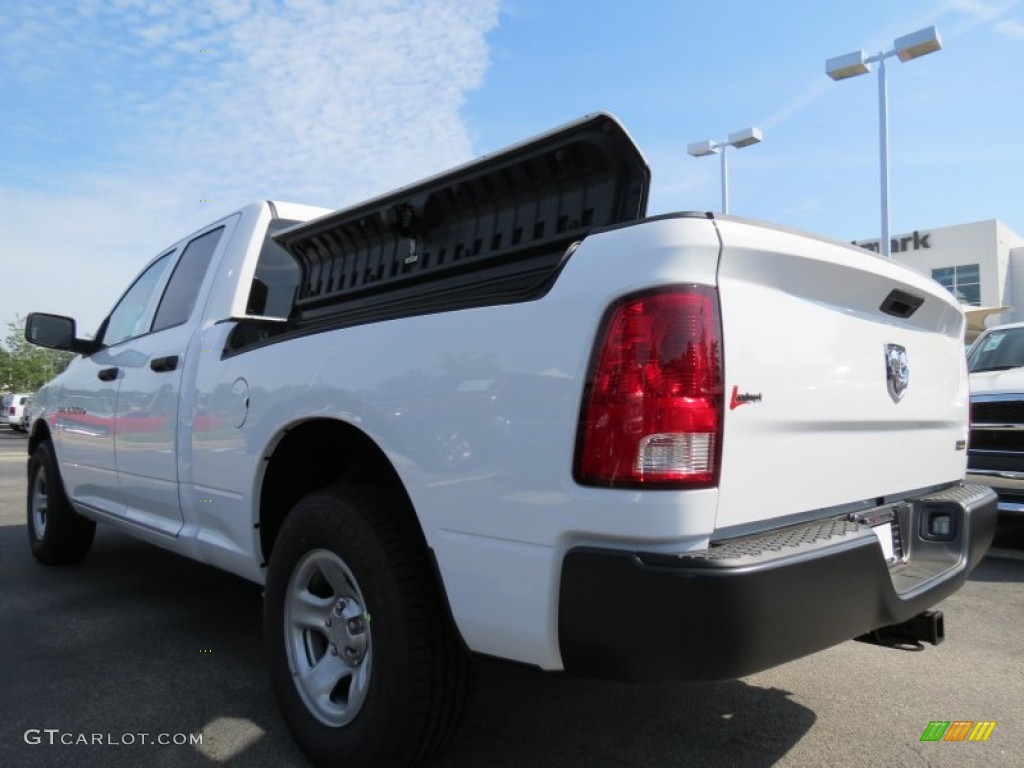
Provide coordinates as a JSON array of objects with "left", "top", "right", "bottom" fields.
[{"left": 273, "top": 113, "right": 649, "bottom": 326}]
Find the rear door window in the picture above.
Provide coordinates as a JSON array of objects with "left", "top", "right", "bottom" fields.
[{"left": 152, "top": 227, "right": 225, "bottom": 332}]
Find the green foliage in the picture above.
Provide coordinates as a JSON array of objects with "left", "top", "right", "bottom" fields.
[{"left": 1, "top": 316, "right": 74, "bottom": 392}]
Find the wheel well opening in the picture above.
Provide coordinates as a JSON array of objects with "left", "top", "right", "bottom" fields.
[{"left": 258, "top": 419, "right": 411, "bottom": 564}]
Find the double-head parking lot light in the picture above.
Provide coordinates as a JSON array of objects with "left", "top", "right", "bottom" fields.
[
  {"left": 687, "top": 126, "right": 763, "bottom": 215},
  {"left": 826, "top": 26, "right": 942, "bottom": 258}
]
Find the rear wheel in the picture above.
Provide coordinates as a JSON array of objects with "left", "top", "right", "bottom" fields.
[
  {"left": 265, "top": 484, "right": 472, "bottom": 768},
  {"left": 27, "top": 440, "right": 96, "bottom": 564}
]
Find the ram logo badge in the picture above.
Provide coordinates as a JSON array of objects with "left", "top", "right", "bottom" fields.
[{"left": 885, "top": 343, "right": 910, "bottom": 402}]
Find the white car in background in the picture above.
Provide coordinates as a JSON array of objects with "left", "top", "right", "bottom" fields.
[{"left": 4, "top": 393, "right": 32, "bottom": 432}]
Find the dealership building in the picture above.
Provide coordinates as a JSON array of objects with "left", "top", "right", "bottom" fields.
[{"left": 853, "top": 219, "right": 1024, "bottom": 339}]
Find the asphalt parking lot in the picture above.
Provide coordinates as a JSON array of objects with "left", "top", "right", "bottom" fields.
[{"left": 0, "top": 424, "right": 1021, "bottom": 767}]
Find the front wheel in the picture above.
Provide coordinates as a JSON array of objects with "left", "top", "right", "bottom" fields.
[
  {"left": 27, "top": 440, "right": 96, "bottom": 564},
  {"left": 264, "top": 484, "right": 472, "bottom": 768}
]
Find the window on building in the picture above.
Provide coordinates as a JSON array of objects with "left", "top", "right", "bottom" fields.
[{"left": 932, "top": 264, "right": 980, "bottom": 306}]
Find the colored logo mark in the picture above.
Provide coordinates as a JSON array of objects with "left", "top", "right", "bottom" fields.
[{"left": 920, "top": 720, "right": 996, "bottom": 742}]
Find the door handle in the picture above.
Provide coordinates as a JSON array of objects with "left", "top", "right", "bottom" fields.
[
  {"left": 150, "top": 355, "right": 179, "bottom": 373},
  {"left": 97, "top": 367, "right": 119, "bottom": 382}
]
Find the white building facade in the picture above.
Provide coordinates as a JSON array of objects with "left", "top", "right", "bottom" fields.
[{"left": 854, "top": 220, "right": 1024, "bottom": 335}]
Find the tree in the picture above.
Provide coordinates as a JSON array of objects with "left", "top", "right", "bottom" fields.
[{"left": 1, "top": 316, "right": 74, "bottom": 392}]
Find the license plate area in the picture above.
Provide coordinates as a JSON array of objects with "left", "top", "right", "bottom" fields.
[{"left": 848, "top": 503, "right": 907, "bottom": 565}]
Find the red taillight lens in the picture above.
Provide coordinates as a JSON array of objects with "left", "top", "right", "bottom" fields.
[{"left": 575, "top": 286, "right": 724, "bottom": 488}]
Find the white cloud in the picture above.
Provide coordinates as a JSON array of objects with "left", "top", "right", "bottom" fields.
[
  {"left": 994, "top": 17, "right": 1024, "bottom": 35},
  {"left": 0, "top": 0, "right": 500, "bottom": 329},
  {"left": 4, "top": 1, "right": 500, "bottom": 203},
  {"left": 945, "top": 0, "right": 1017, "bottom": 21},
  {"left": 940, "top": 0, "right": 1021, "bottom": 35}
]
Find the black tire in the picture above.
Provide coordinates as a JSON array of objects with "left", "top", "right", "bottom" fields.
[
  {"left": 265, "top": 484, "right": 472, "bottom": 768},
  {"left": 27, "top": 440, "right": 96, "bottom": 564}
]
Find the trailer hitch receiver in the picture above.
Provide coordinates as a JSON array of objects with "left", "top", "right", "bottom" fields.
[{"left": 855, "top": 610, "right": 944, "bottom": 651}]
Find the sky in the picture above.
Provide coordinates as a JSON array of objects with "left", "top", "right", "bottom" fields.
[{"left": 1, "top": 0, "right": 1022, "bottom": 335}]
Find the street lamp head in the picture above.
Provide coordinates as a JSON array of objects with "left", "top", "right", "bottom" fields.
[
  {"left": 687, "top": 139, "right": 719, "bottom": 157},
  {"left": 894, "top": 25, "right": 942, "bottom": 62},
  {"left": 826, "top": 24, "right": 942, "bottom": 259},
  {"left": 727, "top": 126, "right": 763, "bottom": 149},
  {"left": 826, "top": 50, "right": 870, "bottom": 80}
]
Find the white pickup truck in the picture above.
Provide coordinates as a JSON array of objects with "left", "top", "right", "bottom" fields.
[{"left": 25, "top": 114, "right": 996, "bottom": 768}]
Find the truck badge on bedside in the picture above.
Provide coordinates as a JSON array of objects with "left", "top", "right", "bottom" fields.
[
  {"left": 885, "top": 343, "right": 909, "bottom": 402},
  {"left": 729, "top": 385, "right": 763, "bottom": 410}
]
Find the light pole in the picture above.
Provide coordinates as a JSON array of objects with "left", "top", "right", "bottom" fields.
[
  {"left": 687, "top": 127, "right": 763, "bottom": 214},
  {"left": 826, "top": 25, "right": 942, "bottom": 258}
]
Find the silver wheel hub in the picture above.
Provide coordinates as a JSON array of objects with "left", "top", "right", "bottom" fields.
[
  {"left": 284, "top": 549, "right": 372, "bottom": 727},
  {"left": 325, "top": 597, "right": 369, "bottom": 665}
]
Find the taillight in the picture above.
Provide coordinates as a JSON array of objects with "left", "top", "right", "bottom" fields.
[{"left": 575, "top": 286, "right": 724, "bottom": 488}]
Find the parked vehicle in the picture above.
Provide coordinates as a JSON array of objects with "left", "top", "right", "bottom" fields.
[
  {"left": 966, "top": 320, "right": 1024, "bottom": 522},
  {"left": 5, "top": 393, "right": 31, "bottom": 432},
  {"left": 24, "top": 114, "right": 996, "bottom": 767}
]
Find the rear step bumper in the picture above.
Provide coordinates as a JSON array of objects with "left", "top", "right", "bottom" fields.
[{"left": 558, "top": 484, "right": 996, "bottom": 683}]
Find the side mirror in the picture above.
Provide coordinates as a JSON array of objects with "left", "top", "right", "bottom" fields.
[{"left": 25, "top": 313, "right": 100, "bottom": 355}]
